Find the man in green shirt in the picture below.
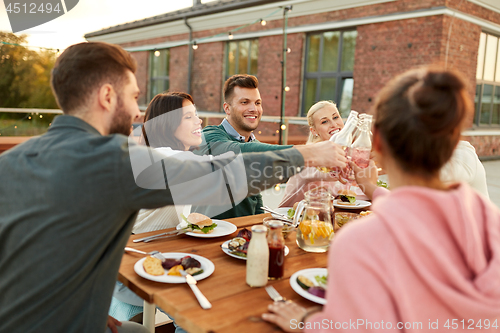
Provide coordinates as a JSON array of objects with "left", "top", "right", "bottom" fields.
[{"left": 194, "top": 74, "right": 293, "bottom": 219}]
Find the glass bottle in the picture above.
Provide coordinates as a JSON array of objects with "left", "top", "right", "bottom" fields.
[
  {"left": 267, "top": 221, "right": 285, "bottom": 280},
  {"left": 351, "top": 114, "right": 373, "bottom": 168},
  {"left": 246, "top": 225, "right": 269, "bottom": 287},
  {"left": 330, "top": 110, "right": 359, "bottom": 146}
]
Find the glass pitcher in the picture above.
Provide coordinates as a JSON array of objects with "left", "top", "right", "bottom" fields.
[{"left": 293, "top": 188, "right": 334, "bottom": 253}]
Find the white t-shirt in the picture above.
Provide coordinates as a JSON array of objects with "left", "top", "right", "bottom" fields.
[
  {"left": 440, "top": 141, "right": 489, "bottom": 198},
  {"left": 132, "top": 147, "right": 190, "bottom": 234}
]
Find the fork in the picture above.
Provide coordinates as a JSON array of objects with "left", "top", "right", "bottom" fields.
[
  {"left": 124, "top": 247, "right": 166, "bottom": 261},
  {"left": 265, "top": 285, "right": 286, "bottom": 302}
]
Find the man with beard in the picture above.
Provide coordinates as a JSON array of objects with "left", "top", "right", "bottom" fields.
[
  {"left": 194, "top": 74, "right": 293, "bottom": 219},
  {"left": 0, "top": 42, "right": 346, "bottom": 333}
]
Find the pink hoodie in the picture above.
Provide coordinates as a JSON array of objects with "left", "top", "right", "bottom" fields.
[{"left": 305, "top": 183, "right": 500, "bottom": 332}]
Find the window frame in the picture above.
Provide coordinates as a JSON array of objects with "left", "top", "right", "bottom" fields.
[
  {"left": 224, "top": 39, "right": 259, "bottom": 81},
  {"left": 475, "top": 32, "right": 500, "bottom": 128},
  {"left": 301, "top": 29, "right": 356, "bottom": 117},
  {"left": 148, "top": 49, "right": 170, "bottom": 102}
]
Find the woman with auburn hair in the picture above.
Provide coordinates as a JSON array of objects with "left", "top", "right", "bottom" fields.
[
  {"left": 278, "top": 101, "right": 368, "bottom": 208},
  {"left": 263, "top": 67, "right": 500, "bottom": 331},
  {"left": 132, "top": 92, "right": 201, "bottom": 234}
]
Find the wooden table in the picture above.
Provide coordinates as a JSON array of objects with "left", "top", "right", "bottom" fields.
[{"left": 118, "top": 213, "right": 332, "bottom": 333}]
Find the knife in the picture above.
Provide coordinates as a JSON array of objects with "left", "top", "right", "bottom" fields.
[
  {"left": 133, "top": 229, "right": 188, "bottom": 243},
  {"left": 180, "top": 270, "right": 212, "bottom": 309}
]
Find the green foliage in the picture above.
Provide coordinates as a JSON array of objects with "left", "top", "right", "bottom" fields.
[{"left": 0, "top": 32, "right": 58, "bottom": 110}]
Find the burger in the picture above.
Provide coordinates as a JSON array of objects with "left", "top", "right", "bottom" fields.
[
  {"left": 337, "top": 189, "right": 357, "bottom": 206},
  {"left": 182, "top": 213, "right": 217, "bottom": 234}
]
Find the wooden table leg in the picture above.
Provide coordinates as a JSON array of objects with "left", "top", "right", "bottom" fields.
[{"left": 143, "top": 300, "right": 155, "bottom": 333}]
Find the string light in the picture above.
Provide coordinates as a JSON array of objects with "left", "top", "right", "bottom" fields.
[
  {"left": 274, "top": 184, "right": 281, "bottom": 191},
  {"left": 228, "top": 32, "right": 233, "bottom": 40},
  {"left": 284, "top": 86, "right": 290, "bottom": 92},
  {"left": 281, "top": 124, "right": 286, "bottom": 130},
  {"left": 154, "top": 50, "right": 160, "bottom": 57},
  {"left": 192, "top": 41, "right": 198, "bottom": 50},
  {"left": 28, "top": 116, "right": 31, "bottom": 120},
  {"left": 40, "top": 115, "right": 43, "bottom": 118},
  {"left": 286, "top": 47, "right": 291, "bottom": 53},
  {"left": 275, "top": 130, "right": 279, "bottom": 133},
  {"left": 260, "top": 19, "right": 267, "bottom": 26}
]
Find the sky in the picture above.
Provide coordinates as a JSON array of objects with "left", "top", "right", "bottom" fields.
[{"left": 0, "top": 0, "right": 216, "bottom": 51}]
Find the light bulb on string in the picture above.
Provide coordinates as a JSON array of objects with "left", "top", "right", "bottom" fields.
[
  {"left": 284, "top": 86, "right": 290, "bottom": 92},
  {"left": 192, "top": 41, "right": 198, "bottom": 50},
  {"left": 281, "top": 124, "right": 286, "bottom": 130},
  {"left": 260, "top": 19, "right": 266, "bottom": 26},
  {"left": 274, "top": 184, "right": 281, "bottom": 191},
  {"left": 28, "top": 116, "right": 31, "bottom": 120},
  {"left": 154, "top": 50, "right": 160, "bottom": 57},
  {"left": 228, "top": 32, "right": 233, "bottom": 40},
  {"left": 40, "top": 115, "right": 43, "bottom": 118},
  {"left": 286, "top": 48, "right": 291, "bottom": 53}
]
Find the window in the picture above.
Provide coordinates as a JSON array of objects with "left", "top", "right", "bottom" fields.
[
  {"left": 302, "top": 30, "right": 357, "bottom": 117},
  {"left": 148, "top": 49, "right": 169, "bottom": 102},
  {"left": 475, "top": 32, "right": 500, "bottom": 126},
  {"left": 225, "top": 40, "right": 258, "bottom": 79}
]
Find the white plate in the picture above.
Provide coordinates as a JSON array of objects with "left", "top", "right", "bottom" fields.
[
  {"left": 134, "top": 252, "right": 215, "bottom": 283},
  {"left": 271, "top": 207, "right": 293, "bottom": 219},
  {"left": 220, "top": 240, "right": 289, "bottom": 260},
  {"left": 290, "top": 268, "right": 328, "bottom": 305},
  {"left": 176, "top": 220, "right": 237, "bottom": 238},
  {"left": 333, "top": 199, "right": 371, "bottom": 209}
]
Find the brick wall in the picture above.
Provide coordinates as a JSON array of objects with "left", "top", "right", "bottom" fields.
[
  {"left": 464, "top": 135, "right": 500, "bottom": 158},
  {"left": 169, "top": 45, "right": 189, "bottom": 93},
  {"left": 130, "top": 51, "right": 149, "bottom": 106},
  {"left": 353, "top": 16, "right": 445, "bottom": 113},
  {"left": 191, "top": 41, "right": 224, "bottom": 112}
]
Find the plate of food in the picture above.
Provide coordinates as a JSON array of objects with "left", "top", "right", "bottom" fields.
[
  {"left": 333, "top": 190, "right": 371, "bottom": 209},
  {"left": 134, "top": 252, "right": 215, "bottom": 283},
  {"left": 290, "top": 268, "right": 328, "bottom": 305},
  {"left": 176, "top": 213, "right": 237, "bottom": 238},
  {"left": 221, "top": 229, "right": 290, "bottom": 260}
]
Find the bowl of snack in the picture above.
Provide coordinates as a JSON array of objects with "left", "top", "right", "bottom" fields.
[
  {"left": 263, "top": 217, "right": 295, "bottom": 239},
  {"left": 334, "top": 212, "right": 360, "bottom": 230}
]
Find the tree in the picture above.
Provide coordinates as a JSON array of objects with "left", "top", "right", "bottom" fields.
[{"left": 0, "top": 32, "right": 58, "bottom": 109}]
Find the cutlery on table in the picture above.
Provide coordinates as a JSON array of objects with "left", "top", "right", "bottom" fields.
[
  {"left": 180, "top": 270, "right": 212, "bottom": 309},
  {"left": 265, "top": 285, "right": 287, "bottom": 302},
  {"left": 133, "top": 229, "right": 189, "bottom": 243},
  {"left": 124, "top": 247, "right": 166, "bottom": 261},
  {"left": 260, "top": 206, "right": 295, "bottom": 225}
]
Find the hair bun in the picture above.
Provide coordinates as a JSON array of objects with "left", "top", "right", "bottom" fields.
[{"left": 408, "top": 69, "right": 467, "bottom": 136}]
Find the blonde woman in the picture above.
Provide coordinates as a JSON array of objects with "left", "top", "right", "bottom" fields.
[{"left": 278, "top": 101, "right": 367, "bottom": 207}]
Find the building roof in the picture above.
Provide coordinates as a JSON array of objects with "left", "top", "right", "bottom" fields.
[{"left": 84, "top": 0, "right": 284, "bottom": 38}]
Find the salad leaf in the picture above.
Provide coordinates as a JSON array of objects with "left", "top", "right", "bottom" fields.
[
  {"left": 315, "top": 275, "right": 327, "bottom": 287},
  {"left": 377, "top": 180, "right": 389, "bottom": 189},
  {"left": 189, "top": 223, "right": 217, "bottom": 234},
  {"left": 287, "top": 208, "right": 295, "bottom": 220}
]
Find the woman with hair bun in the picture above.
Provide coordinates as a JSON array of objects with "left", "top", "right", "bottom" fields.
[{"left": 262, "top": 67, "right": 500, "bottom": 332}]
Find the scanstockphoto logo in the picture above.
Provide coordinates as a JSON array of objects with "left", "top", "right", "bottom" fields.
[{"left": 4, "top": 0, "right": 79, "bottom": 33}]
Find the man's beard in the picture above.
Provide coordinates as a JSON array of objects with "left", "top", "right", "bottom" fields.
[
  {"left": 234, "top": 113, "right": 260, "bottom": 133},
  {"left": 109, "top": 95, "right": 133, "bottom": 136}
]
